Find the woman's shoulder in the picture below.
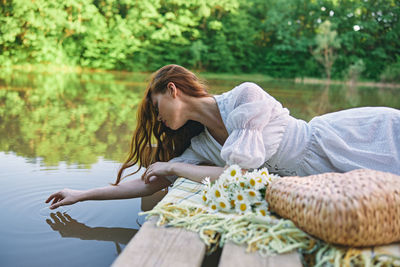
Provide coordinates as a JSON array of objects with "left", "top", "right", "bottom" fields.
[
  {"left": 214, "top": 82, "right": 274, "bottom": 117},
  {"left": 227, "top": 82, "right": 271, "bottom": 105},
  {"left": 216, "top": 82, "right": 264, "bottom": 99},
  {"left": 232, "top": 82, "right": 264, "bottom": 93}
]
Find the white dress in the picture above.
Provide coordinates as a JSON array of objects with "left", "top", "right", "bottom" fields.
[{"left": 166, "top": 82, "right": 400, "bottom": 182}]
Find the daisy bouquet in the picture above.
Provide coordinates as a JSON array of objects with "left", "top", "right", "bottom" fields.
[{"left": 201, "top": 165, "right": 280, "bottom": 217}]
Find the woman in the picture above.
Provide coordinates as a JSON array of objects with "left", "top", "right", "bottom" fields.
[{"left": 46, "top": 64, "right": 400, "bottom": 209}]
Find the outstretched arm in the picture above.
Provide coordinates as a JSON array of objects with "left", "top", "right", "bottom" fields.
[
  {"left": 143, "top": 162, "right": 225, "bottom": 184},
  {"left": 46, "top": 176, "right": 171, "bottom": 210}
]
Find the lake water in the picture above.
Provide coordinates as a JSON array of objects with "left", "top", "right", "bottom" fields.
[{"left": 1, "top": 69, "right": 399, "bottom": 267}]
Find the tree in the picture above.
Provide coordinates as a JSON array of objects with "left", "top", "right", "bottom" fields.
[{"left": 311, "top": 20, "right": 341, "bottom": 82}]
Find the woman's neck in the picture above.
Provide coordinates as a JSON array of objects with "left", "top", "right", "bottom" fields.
[
  {"left": 186, "top": 96, "right": 221, "bottom": 128},
  {"left": 185, "top": 95, "right": 228, "bottom": 145}
]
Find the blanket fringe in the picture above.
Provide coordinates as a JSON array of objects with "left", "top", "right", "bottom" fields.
[{"left": 140, "top": 203, "right": 400, "bottom": 267}]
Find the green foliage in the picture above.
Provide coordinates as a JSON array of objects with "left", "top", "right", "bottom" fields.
[
  {"left": 1, "top": 70, "right": 399, "bottom": 166},
  {"left": 0, "top": 69, "right": 145, "bottom": 165},
  {"left": 312, "top": 20, "right": 341, "bottom": 80},
  {"left": 0, "top": 0, "right": 399, "bottom": 81},
  {"left": 345, "top": 59, "right": 365, "bottom": 83},
  {"left": 380, "top": 56, "right": 400, "bottom": 83}
]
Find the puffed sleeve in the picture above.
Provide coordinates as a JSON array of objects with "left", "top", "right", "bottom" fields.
[{"left": 220, "top": 82, "right": 288, "bottom": 169}]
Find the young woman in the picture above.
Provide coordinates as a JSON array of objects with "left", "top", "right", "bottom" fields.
[{"left": 46, "top": 64, "right": 400, "bottom": 210}]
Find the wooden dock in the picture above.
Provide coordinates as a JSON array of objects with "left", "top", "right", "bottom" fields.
[
  {"left": 110, "top": 187, "right": 400, "bottom": 266},
  {"left": 111, "top": 216, "right": 302, "bottom": 267}
]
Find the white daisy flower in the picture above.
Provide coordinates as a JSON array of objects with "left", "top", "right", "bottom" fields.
[
  {"left": 259, "top": 167, "right": 269, "bottom": 177},
  {"left": 224, "top": 165, "right": 241, "bottom": 181},
  {"left": 217, "top": 174, "right": 228, "bottom": 185},
  {"left": 234, "top": 190, "right": 247, "bottom": 203},
  {"left": 210, "top": 203, "right": 218, "bottom": 211},
  {"left": 238, "top": 176, "right": 248, "bottom": 189},
  {"left": 235, "top": 200, "right": 252, "bottom": 214},
  {"left": 219, "top": 179, "right": 230, "bottom": 190},
  {"left": 205, "top": 166, "right": 277, "bottom": 215},
  {"left": 212, "top": 183, "right": 229, "bottom": 200},
  {"left": 217, "top": 197, "right": 231, "bottom": 212},
  {"left": 252, "top": 174, "right": 267, "bottom": 190},
  {"left": 255, "top": 204, "right": 269, "bottom": 217},
  {"left": 201, "top": 190, "right": 209, "bottom": 204},
  {"left": 209, "top": 186, "right": 220, "bottom": 201},
  {"left": 247, "top": 174, "right": 257, "bottom": 188},
  {"left": 246, "top": 188, "right": 262, "bottom": 202}
]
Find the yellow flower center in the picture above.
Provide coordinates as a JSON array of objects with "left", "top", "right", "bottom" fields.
[
  {"left": 237, "top": 195, "right": 243, "bottom": 201},
  {"left": 220, "top": 202, "right": 226, "bottom": 208},
  {"left": 215, "top": 190, "right": 221, "bottom": 198},
  {"left": 240, "top": 182, "right": 245, "bottom": 188},
  {"left": 261, "top": 171, "right": 268, "bottom": 176},
  {"left": 249, "top": 191, "right": 256, "bottom": 197},
  {"left": 202, "top": 195, "right": 207, "bottom": 202},
  {"left": 211, "top": 204, "right": 217, "bottom": 210},
  {"left": 256, "top": 177, "right": 262, "bottom": 183},
  {"left": 230, "top": 200, "right": 235, "bottom": 207},
  {"left": 230, "top": 170, "right": 236, "bottom": 176},
  {"left": 240, "top": 203, "right": 247, "bottom": 211},
  {"left": 250, "top": 179, "right": 255, "bottom": 186},
  {"left": 260, "top": 210, "right": 266, "bottom": 216}
]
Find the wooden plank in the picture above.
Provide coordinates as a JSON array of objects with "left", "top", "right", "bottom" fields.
[
  {"left": 111, "top": 217, "right": 206, "bottom": 267},
  {"left": 360, "top": 243, "right": 400, "bottom": 260},
  {"left": 218, "top": 241, "right": 302, "bottom": 267},
  {"left": 373, "top": 243, "right": 400, "bottom": 256}
]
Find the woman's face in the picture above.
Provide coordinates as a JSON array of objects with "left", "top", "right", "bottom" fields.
[{"left": 150, "top": 84, "right": 186, "bottom": 130}]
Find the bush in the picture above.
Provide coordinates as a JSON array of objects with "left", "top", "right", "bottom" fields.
[{"left": 380, "top": 56, "right": 400, "bottom": 83}]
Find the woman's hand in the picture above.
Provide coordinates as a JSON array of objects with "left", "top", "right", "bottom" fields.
[
  {"left": 142, "top": 162, "right": 174, "bottom": 184},
  {"left": 45, "top": 189, "right": 84, "bottom": 210}
]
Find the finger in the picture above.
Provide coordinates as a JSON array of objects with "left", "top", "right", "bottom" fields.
[
  {"left": 46, "top": 192, "right": 60, "bottom": 203},
  {"left": 144, "top": 172, "right": 151, "bottom": 184},
  {"left": 57, "top": 212, "right": 69, "bottom": 224},
  {"left": 50, "top": 198, "right": 57, "bottom": 206},
  {"left": 142, "top": 166, "right": 151, "bottom": 180},
  {"left": 143, "top": 169, "right": 152, "bottom": 183},
  {"left": 146, "top": 175, "right": 157, "bottom": 184},
  {"left": 46, "top": 218, "right": 54, "bottom": 226},
  {"left": 51, "top": 196, "right": 61, "bottom": 205},
  {"left": 50, "top": 200, "right": 65, "bottom": 210},
  {"left": 50, "top": 213, "right": 61, "bottom": 223},
  {"left": 46, "top": 219, "right": 56, "bottom": 229},
  {"left": 63, "top": 213, "right": 74, "bottom": 222},
  {"left": 50, "top": 192, "right": 64, "bottom": 203}
]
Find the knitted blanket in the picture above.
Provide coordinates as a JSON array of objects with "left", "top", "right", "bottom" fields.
[{"left": 140, "top": 177, "right": 400, "bottom": 267}]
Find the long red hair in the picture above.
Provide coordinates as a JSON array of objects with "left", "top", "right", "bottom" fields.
[{"left": 113, "top": 65, "right": 210, "bottom": 185}]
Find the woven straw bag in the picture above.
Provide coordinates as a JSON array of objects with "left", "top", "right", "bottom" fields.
[{"left": 265, "top": 169, "right": 400, "bottom": 247}]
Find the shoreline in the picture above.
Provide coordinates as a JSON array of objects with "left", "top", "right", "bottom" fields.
[
  {"left": 1, "top": 64, "right": 399, "bottom": 89},
  {"left": 294, "top": 77, "right": 400, "bottom": 89}
]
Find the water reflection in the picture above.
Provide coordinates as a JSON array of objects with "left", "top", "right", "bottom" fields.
[
  {"left": 0, "top": 69, "right": 146, "bottom": 166},
  {"left": 1, "top": 69, "right": 399, "bottom": 166},
  {"left": 46, "top": 212, "right": 137, "bottom": 254},
  {"left": 1, "top": 69, "right": 399, "bottom": 267},
  {"left": 43, "top": 189, "right": 167, "bottom": 257}
]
